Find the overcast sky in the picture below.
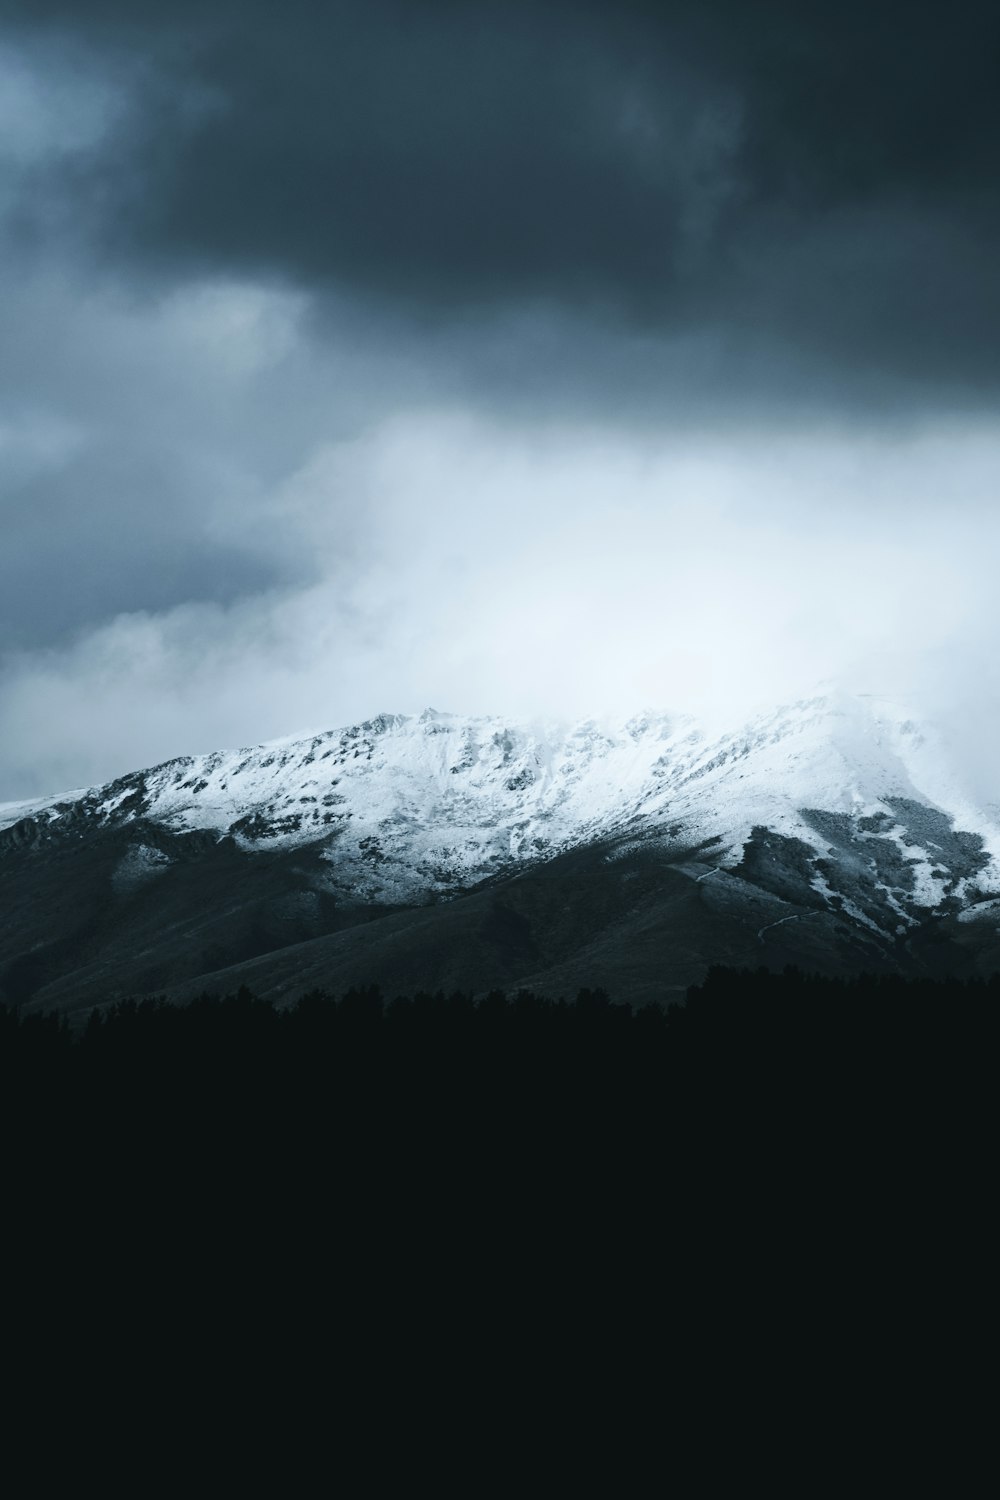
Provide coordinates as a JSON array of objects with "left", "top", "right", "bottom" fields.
[{"left": 1, "top": 0, "right": 998, "bottom": 798}]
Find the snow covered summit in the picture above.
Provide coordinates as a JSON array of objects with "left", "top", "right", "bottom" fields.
[{"left": 3, "top": 691, "right": 998, "bottom": 926}]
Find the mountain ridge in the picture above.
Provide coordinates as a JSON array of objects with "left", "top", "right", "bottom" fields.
[{"left": 5, "top": 691, "right": 1000, "bottom": 1014}]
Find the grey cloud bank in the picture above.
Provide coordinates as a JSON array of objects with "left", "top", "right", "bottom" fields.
[{"left": 1, "top": 1, "right": 998, "bottom": 797}]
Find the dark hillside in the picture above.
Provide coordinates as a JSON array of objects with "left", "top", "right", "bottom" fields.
[{"left": 7, "top": 822, "right": 994, "bottom": 1019}]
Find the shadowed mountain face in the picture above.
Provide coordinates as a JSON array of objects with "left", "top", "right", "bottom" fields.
[{"left": 3, "top": 694, "right": 1000, "bottom": 1016}]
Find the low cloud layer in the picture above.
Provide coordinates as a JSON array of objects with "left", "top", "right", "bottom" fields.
[{"left": 4, "top": 410, "right": 998, "bottom": 798}]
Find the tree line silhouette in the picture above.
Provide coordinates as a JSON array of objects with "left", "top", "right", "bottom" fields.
[
  {"left": 5, "top": 966, "right": 996, "bottom": 1174},
  {"left": 4, "top": 964, "right": 992, "bottom": 1471}
]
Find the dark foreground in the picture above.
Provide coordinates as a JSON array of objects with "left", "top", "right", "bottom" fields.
[{"left": 4, "top": 966, "right": 993, "bottom": 1483}]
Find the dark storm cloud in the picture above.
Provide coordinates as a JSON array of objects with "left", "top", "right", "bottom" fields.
[{"left": 4, "top": 0, "right": 1000, "bottom": 394}]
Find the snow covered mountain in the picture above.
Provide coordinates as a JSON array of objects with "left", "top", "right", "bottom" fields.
[
  {"left": 4, "top": 690, "right": 999, "bottom": 914},
  {"left": 4, "top": 690, "right": 1000, "bottom": 1013}
]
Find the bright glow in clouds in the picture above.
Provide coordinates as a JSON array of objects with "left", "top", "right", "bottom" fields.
[{"left": 3, "top": 409, "right": 998, "bottom": 800}]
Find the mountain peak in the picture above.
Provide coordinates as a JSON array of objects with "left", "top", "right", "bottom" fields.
[{"left": 3, "top": 692, "right": 998, "bottom": 915}]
